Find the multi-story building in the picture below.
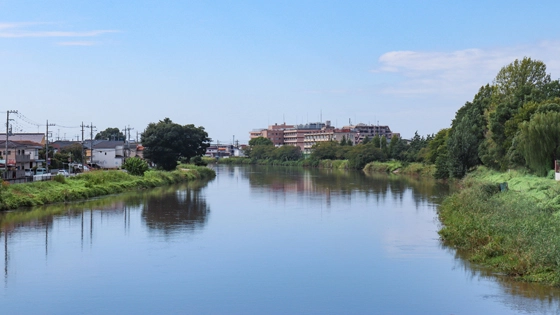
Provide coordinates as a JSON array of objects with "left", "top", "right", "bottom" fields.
[
  {"left": 343, "top": 123, "right": 394, "bottom": 143},
  {"left": 249, "top": 121, "right": 397, "bottom": 153},
  {"left": 249, "top": 123, "right": 294, "bottom": 146},
  {"left": 283, "top": 122, "right": 326, "bottom": 151},
  {"left": 303, "top": 127, "right": 358, "bottom": 154}
]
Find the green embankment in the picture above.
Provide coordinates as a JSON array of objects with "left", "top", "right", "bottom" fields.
[
  {"left": 438, "top": 167, "right": 560, "bottom": 286},
  {"left": 363, "top": 161, "right": 435, "bottom": 177},
  {"left": 0, "top": 165, "right": 215, "bottom": 210}
]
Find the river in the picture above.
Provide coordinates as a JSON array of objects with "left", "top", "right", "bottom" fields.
[{"left": 1, "top": 165, "right": 559, "bottom": 314}]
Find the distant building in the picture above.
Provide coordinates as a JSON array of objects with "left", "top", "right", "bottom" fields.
[
  {"left": 248, "top": 120, "right": 397, "bottom": 154},
  {"left": 303, "top": 127, "right": 358, "bottom": 154},
  {"left": 249, "top": 123, "right": 294, "bottom": 146},
  {"left": 283, "top": 122, "right": 326, "bottom": 151},
  {"left": 343, "top": 123, "right": 394, "bottom": 143}
]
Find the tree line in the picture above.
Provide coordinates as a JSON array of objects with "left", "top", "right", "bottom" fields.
[
  {"left": 245, "top": 131, "right": 433, "bottom": 170},
  {"left": 246, "top": 57, "right": 560, "bottom": 178},
  {"left": 430, "top": 57, "right": 560, "bottom": 178}
]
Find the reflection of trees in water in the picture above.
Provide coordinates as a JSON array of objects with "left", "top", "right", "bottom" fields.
[
  {"left": 240, "top": 165, "right": 451, "bottom": 208},
  {"left": 444, "top": 246, "right": 560, "bottom": 313},
  {"left": 141, "top": 185, "right": 209, "bottom": 235}
]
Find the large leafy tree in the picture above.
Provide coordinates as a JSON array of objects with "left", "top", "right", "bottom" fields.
[
  {"left": 446, "top": 86, "right": 490, "bottom": 178},
  {"left": 248, "top": 136, "right": 273, "bottom": 146},
  {"left": 95, "top": 127, "right": 125, "bottom": 141},
  {"left": 487, "top": 58, "right": 554, "bottom": 169},
  {"left": 141, "top": 118, "right": 210, "bottom": 171},
  {"left": 517, "top": 111, "right": 560, "bottom": 176}
]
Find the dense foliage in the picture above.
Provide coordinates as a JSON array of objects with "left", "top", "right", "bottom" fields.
[
  {"left": 141, "top": 118, "right": 211, "bottom": 171},
  {"left": 430, "top": 57, "right": 560, "bottom": 178},
  {"left": 122, "top": 157, "right": 149, "bottom": 176},
  {"left": 95, "top": 127, "right": 126, "bottom": 141}
]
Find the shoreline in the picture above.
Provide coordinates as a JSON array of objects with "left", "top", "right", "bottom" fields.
[{"left": 0, "top": 165, "right": 216, "bottom": 211}]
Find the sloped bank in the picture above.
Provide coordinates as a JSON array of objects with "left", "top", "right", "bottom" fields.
[
  {"left": 438, "top": 167, "right": 560, "bottom": 286},
  {"left": 0, "top": 165, "right": 215, "bottom": 210}
]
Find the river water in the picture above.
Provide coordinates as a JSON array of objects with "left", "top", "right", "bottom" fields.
[{"left": 1, "top": 165, "right": 560, "bottom": 314}]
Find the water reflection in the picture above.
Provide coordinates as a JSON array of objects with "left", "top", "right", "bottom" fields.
[
  {"left": 141, "top": 184, "right": 210, "bottom": 235},
  {"left": 447, "top": 247, "right": 560, "bottom": 314},
  {"left": 238, "top": 165, "right": 451, "bottom": 208},
  {"left": 0, "top": 180, "right": 211, "bottom": 282}
]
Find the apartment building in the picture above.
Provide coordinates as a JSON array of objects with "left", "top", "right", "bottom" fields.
[
  {"left": 343, "top": 123, "right": 394, "bottom": 143},
  {"left": 283, "top": 122, "right": 326, "bottom": 151},
  {"left": 249, "top": 123, "right": 294, "bottom": 146},
  {"left": 303, "top": 127, "right": 358, "bottom": 154}
]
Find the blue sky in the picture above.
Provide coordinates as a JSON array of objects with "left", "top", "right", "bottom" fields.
[{"left": 1, "top": 1, "right": 560, "bottom": 143}]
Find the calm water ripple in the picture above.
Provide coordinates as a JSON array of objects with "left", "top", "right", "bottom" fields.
[{"left": 0, "top": 165, "right": 559, "bottom": 314}]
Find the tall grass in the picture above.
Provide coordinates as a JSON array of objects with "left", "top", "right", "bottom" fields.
[
  {"left": 438, "top": 168, "right": 560, "bottom": 285},
  {"left": 0, "top": 165, "right": 215, "bottom": 210}
]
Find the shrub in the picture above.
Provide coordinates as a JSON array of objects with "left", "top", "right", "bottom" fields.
[{"left": 122, "top": 157, "right": 149, "bottom": 176}]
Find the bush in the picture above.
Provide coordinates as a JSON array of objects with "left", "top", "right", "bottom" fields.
[
  {"left": 53, "top": 174, "right": 66, "bottom": 184},
  {"left": 122, "top": 157, "right": 149, "bottom": 176}
]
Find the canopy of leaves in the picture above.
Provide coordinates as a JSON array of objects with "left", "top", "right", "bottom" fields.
[
  {"left": 249, "top": 137, "right": 273, "bottom": 146},
  {"left": 95, "top": 127, "right": 125, "bottom": 141},
  {"left": 141, "top": 118, "right": 210, "bottom": 171},
  {"left": 123, "top": 157, "right": 149, "bottom": 176},
  {"left": 517, "top": 112, "right": 560, "bottom": 176}
]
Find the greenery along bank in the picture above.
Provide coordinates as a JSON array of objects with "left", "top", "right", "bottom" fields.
[
  {"left": 438, "top": 167, "right": 560, "bottom": 286},
  {"left": 0, "top": 164, "right": 215, "bottom": 210}
]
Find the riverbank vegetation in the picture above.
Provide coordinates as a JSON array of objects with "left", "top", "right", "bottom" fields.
[
  {"left": 438, "top": 167, "right": 560, "bottom": 286},
  {"left": 0, "top": 165, "right": 215, "bottom": 210}
]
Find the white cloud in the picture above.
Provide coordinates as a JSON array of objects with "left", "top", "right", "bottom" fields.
[
  {"left": 57, "top": 41, "right": 97, "bottom": 46},
  {"left": 373, "top": 41, "right": 560, "bottom": 97},
  {"left": 0, "top": 22, "right": 118, "bottom": 39}
]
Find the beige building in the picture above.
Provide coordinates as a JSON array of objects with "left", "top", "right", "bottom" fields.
[{"left": 303, "top": 128, "right": 357, "bottom": 154}]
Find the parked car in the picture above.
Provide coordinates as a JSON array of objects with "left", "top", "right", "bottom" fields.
[
  {"left": 25, "top": 169, "right": 33, "bottom": 177},
  {"left": 57, "top": 170, "right": 70, "bottom": 177},
  {"left": 35, "top": 168, "right": 47, "bottom": 175}
]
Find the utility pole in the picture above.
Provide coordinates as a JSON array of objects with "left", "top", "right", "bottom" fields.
[
  {"left": 4, "top": 110, "right": 17, "bottom": 174},
  {"left": 89, "top": 123, "right": 96, "bottom": 167},
  {"left": 124, "top": 125, "right": 134, "bottom": 159},
  {"left": 45, "top": 120, "right": 55, "bottom": 173},
  {"left": 81, "top": 122, "right": 86, "bottom": 165}
]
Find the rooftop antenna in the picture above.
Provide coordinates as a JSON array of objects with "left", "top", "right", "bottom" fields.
[{"left": 320, "top": 109, "right": 322, "bottom": 123}]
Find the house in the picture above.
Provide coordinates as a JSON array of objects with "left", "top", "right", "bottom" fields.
[
  {"left": 0, "top": 140, "right": 43, "bottom": 182},
  {"left": 84, "top": 140, "right": 125, "bottom": 169}
]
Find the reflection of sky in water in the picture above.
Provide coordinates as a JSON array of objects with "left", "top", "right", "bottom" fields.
[{"left": 0, "top": 165, "right": 559, "bottom": 314}]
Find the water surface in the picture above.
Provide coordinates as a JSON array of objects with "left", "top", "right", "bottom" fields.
[{"left": 1, "top": 165, "right": 559, "bottom": 314}]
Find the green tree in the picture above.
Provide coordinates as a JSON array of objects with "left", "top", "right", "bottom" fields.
[
  {"left": 249, "top": 145, "right": 275, "bottom": 160},
  {"left": 141, "top": 118, "right": 210, "bottom": 171},
  {"left": 487, "top": 58, "right": 552, "bottom": 169},
  {"left": 347, "top": 143, "right": 386, "bottom": 169},
  {"left": 249, "top": 136, "right": 273, "bottom": 146},
  {"left": 426, "top": 128, "right": 449, "bottom": 165},
  {"left": 517, "top": 111, "right": 560, "bottom": 176},
  {"left": 362, "top": 136, "right": 370, "bottom": 144},
  {"left": 95, "top": 127, "right": 125, "bottom": 141},
  {"left": 123, "top": 157, "right": 149, "bottom": 176},
  {"left": 310, "top": 141, "right": 341, "bottom": 160},
  {"left": 272, "top": 145, "right": 302, "bottom": 161}
]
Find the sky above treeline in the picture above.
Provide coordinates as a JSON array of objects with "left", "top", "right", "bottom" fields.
[{"left": 2, "top": 1, "right": 560, "bottom": 144}]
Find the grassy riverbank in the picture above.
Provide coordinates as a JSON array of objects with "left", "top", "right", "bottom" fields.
[
  {"left": 0, "top": 165, "right": 215, "bottom": 210},
  {"left": 438, "top": 167, "right": 560, "bottom": 286},
  {"left": 363, "top": 161, "right": 436, "bottom": 177}
]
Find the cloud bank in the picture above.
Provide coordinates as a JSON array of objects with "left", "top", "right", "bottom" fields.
[{"left": 374, "top": 41, "right": 560, "bottom": 97}]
